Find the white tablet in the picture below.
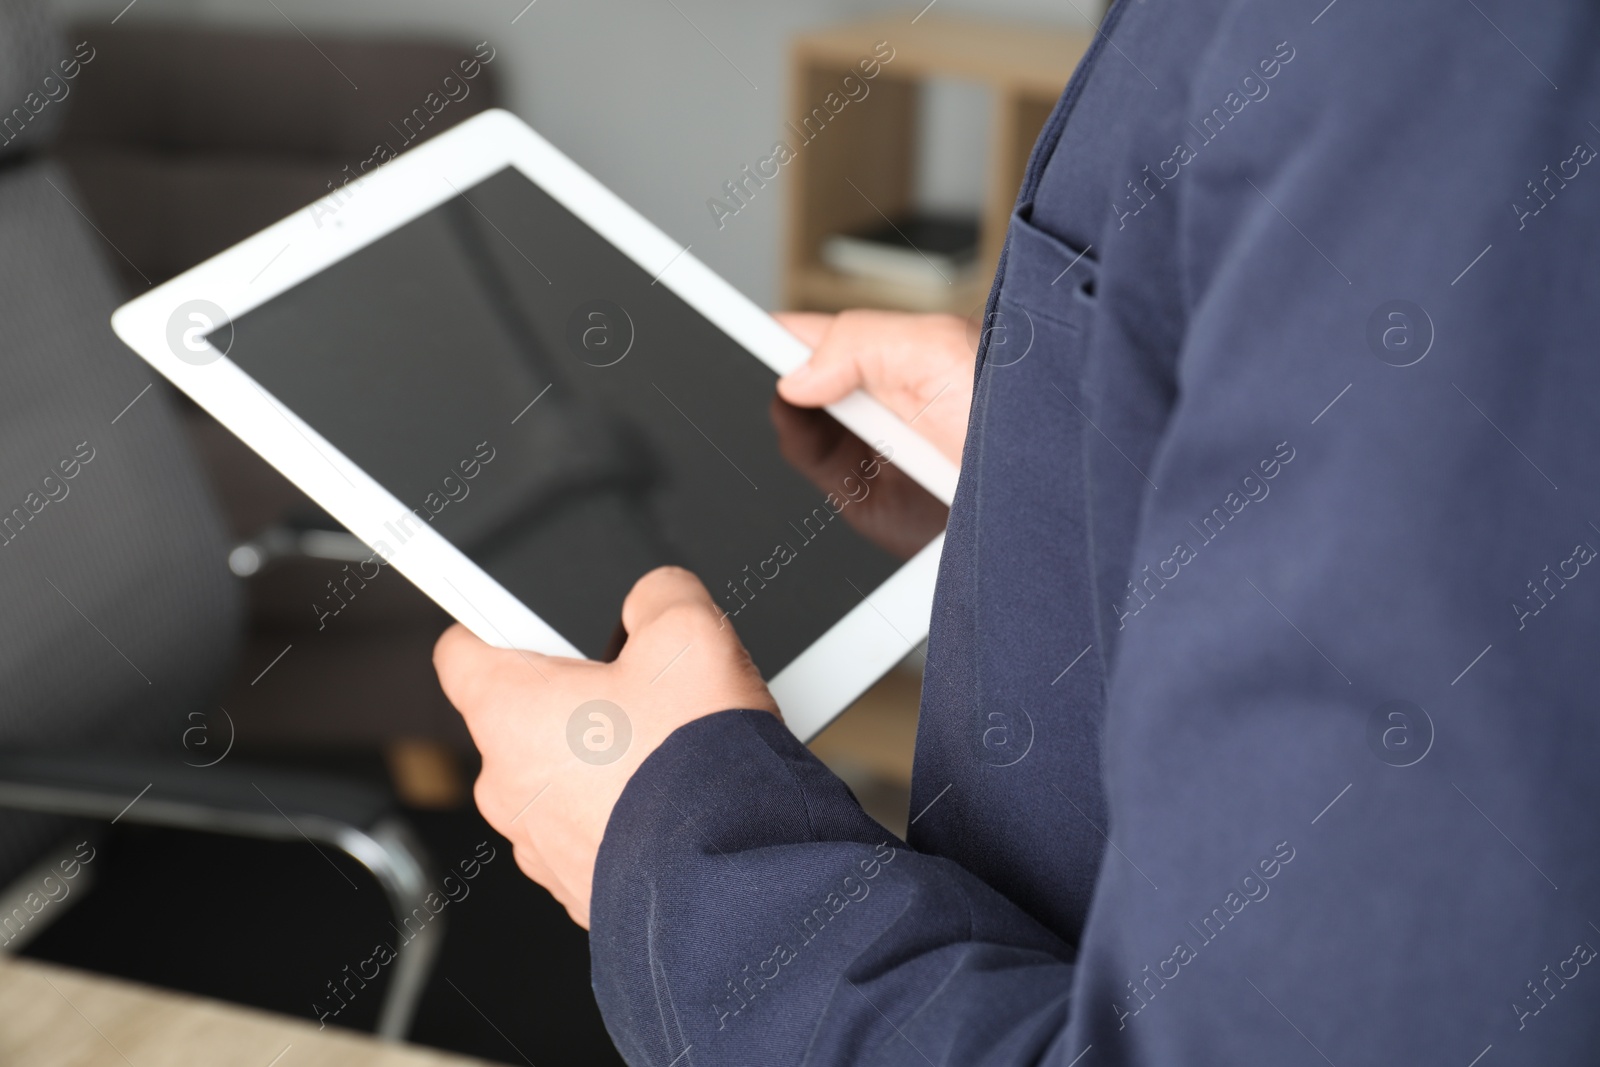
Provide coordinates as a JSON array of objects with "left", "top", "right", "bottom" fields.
[{"left": 111, "top": 108, "right": 956, "bottom": 741}]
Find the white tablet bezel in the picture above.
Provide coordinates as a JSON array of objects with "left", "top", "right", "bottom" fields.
[{"left": 111, "top": 107, "right": 958, "bottom": 742}]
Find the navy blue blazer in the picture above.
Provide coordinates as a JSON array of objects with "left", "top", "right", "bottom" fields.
[{"left": 592, "top": 1, "right": 1600, "bottom": 1062}]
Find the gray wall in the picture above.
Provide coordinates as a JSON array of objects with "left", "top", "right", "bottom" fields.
[{"left": 57, "top": 0, "right": 1101, "bottom": 308}]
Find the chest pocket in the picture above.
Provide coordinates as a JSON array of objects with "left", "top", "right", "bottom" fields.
[
  {"left": 968, "top": 210, "right": 1099, "bottom": 513},
  {"left": 984, "top": 210, "right": 1098, "bottom": 361},
  {"left": 963, "top": 205, "right": 1104, "bottom": 789}
]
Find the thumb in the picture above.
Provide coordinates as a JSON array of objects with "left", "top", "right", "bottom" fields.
[
  {"left": 772, "top": 311, "right": 832, "bottom": 348},
  {"left": 620, "top": 566, "right": 719, "bottom": 636},
  {"left": 433, "top": 623, "right": 554, "bottom": 709},
  {"left": 777, "top": 331, "right": 864, "bottom": 409}
]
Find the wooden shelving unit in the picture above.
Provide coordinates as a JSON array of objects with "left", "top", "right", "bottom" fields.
[{"left": 783, "top": 13, "right": 1090, "bottom": 314}]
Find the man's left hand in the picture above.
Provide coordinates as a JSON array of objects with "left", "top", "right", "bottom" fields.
[{"left": 434, "top": 566, "right": 778, "bottom": 928}]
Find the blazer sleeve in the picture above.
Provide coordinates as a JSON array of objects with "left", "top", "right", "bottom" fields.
[{"left": 589, "top": 709, "right": 1084, "bottom": 1067}]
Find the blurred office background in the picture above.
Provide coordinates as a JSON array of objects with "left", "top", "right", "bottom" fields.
[
  {"left": 57, "top": 0, "right": 1099, "bottom": 310},
  {"left": 2, "top": 2, "right": 1099, "bottom": 1064}
]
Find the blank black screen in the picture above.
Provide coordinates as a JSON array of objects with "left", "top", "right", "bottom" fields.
[{"left": 225, "top": 167, "right": 946, "bottom": 675}]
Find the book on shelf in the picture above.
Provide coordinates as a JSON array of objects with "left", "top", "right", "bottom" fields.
[{"left": 820, "top": 213, "right": 979, "bottom": 290}]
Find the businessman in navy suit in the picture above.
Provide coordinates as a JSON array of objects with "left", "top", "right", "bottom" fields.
[{"left": 436, "top": 1, "right": 1600, "bottom": 1061}]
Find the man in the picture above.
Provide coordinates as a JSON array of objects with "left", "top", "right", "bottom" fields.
[{"left": 435, "top": 0, "right": 1600, "bottom": 1061}]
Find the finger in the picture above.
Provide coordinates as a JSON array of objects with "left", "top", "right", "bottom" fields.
[
  {"left": 433, "top": 621, "right": 485, "bottom": 664},
  {"left": 513, "top": 842, "right": 588, "bottom": 927},
  {"left": 619, "top": 565, "right": 718, "bottom": 636},
  {"left": 512, "top": 841, "right": 567, "bottom": 900},
  {"left": 770, "top": 393, "right": 847, "bottom": 470},
  {"left": 434, "top": 623, "right": 554, "bottom": 707},
  {"left": 772, "top": 311, "right": 833, "bottom": 348},
  {"left": 777, "top": 325, "right": 864, "bottom": 408},
  {"left": 433, "top": 623, "right": 494, "bottom": 697},
  {"left": 770, "top": 392, "right": 872, "bottom": 485}
]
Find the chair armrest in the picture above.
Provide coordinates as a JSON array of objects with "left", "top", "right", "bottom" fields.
[
  {"left": 0, "top": 751, "right": 441, "bottom": 1040},
  {"left": 0, "top": 751, "right": 387, "bottom": 832}
]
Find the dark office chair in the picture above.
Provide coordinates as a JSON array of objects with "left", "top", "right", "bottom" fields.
[
  {"left": 47, "top": 16, "right": 503, "bottom": 756},
  {"left": 0, "top": 0, "right": 440, "bottom": 1038}
]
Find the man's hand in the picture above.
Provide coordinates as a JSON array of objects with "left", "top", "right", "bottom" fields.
[
  {"left": 774, "top": 310, "right": 976, "bottom": 465},
  {"left": 434, "top": 566, "right": 777, "bottom": 928},
  {"left": 769, "top": 394, "right": 950, "bottom": 560}
]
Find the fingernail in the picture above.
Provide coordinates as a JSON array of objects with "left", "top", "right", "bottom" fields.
[{"left": 782, "top": 363, "right": 812, "bottom": 384}]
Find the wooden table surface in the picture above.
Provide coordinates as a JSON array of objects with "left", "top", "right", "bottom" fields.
[{"left": 0, "top": 956, "right": 499, "bottom": 1067}]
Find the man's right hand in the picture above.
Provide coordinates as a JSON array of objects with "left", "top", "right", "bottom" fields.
[{"left": 773, "top": 310, "right": 976, "bottom": 465}]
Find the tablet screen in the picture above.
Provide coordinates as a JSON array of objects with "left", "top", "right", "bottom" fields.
[{"left": 224, "top": 166, "right": 948, "bottom": 676}]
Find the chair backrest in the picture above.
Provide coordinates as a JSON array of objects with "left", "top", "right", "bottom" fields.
[
  {"left": 51, "top": 22, "right": 503, "bottom": 292},
  {"left": 0, "top": 0, "right": 65, "bottom": 159},
  {"left": 0, "top": 0, "right": 243, "bottom": 879}
]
